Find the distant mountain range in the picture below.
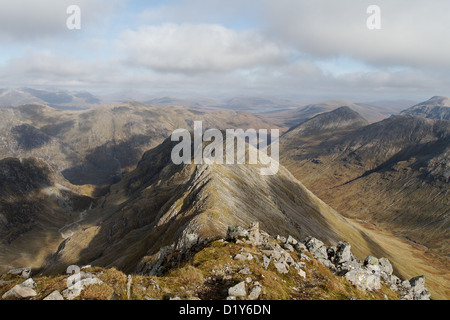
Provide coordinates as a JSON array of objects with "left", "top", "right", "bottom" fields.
[
  {"left": 280, "top": 98, "right": 450, "bottom": 255},
  {"left": 0, "top": 88, "right": 103, "bottom": 110}
]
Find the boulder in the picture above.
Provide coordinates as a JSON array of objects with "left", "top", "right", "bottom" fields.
[
  {"left": 2, "top": 284, "right": 37, "bottom": 299},
  {"left": 364, "top": 256, "right": 380, "bottom": 273},
  {"left": 234, "top": 253, "right": 253, "bottom": 261},
  {"left": 228, "top": 281, "right": 246, "bottom": 297},
  {"left": 345, "top": 269, "right": 381, "bottom": 291},
  {"left": 248, "top": 222, "right": 261, "bottom": 246},
  {"left": 21, "top": 278, "right": 36, "bottom": 289},
  {"left": 7, "top": 267, "right": 31, "bottom": 279},
  {"left": 44, "top": 290, "right": 64, "bottom": 300},
  {"left": 364, "top": 256, "right": 379, "bottom": 266},
  {"left": 304, "top": 237, "right": 328, "bottom": 260},
  {"left": 263, "top": 255, "right": 271, "bottom": 269},
  {"left": 286, "top": 235, "right": 298, "bottom": 246},
  {"left": 409, "top": 276, "right": 426, "bottom": 294},
  {"left": 248, "top": 286, "right": 262, "bottom": 300},
  {"left": 294, "top": 242, "right": 307, "bottom": 252},
  {"left": 378, "top": 258, "right": 393, "bottom": 275},
  {"left": 335, "top": 241, "right": 352, "bottom": 265},
  {"left": 274, "top": 262, "right": 289, "bottom": 274}
]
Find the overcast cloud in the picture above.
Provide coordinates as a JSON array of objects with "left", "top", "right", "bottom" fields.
[{"left": 0, "top": 0, "right": 449, "bottom": 101}]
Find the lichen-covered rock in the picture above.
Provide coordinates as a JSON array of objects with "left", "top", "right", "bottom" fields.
[
  {"left": 335, "top": 241, "right": 352, "bottom": 265},
  {"left": 43, "top": 290, "right": 64, "bottom": 300},
  {"left": 378, "top": 257, "right": 393, "bottom": 275},
  {"left": 248, "top": 285, "right": 262, "bottom": 300},
  {"left": 345, "top": 269, "right": 381, "bottom": 291},
  {"left": 228, "top": 281, "right": 246, "bottom": 297},
  {"left": 2, "top": 283, "right": 37, "bottom": 299},
  {"left": 304, "top": 237, "right": 328, "bottom": 260},
  {"left": 7, "top": 267, "right": 31, "bottom": 279}
]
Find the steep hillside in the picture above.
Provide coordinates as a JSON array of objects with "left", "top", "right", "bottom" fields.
[
  {"left": 280, "top": 112, "right": 450, "bottom": 256},
  {"left": 0, "top": 157, "right": 93, "bottom": 273},
  {"left": 0, "top": 102, "right": 279, "bottom": 191},
  {"left": 43, "top": 137, "right": 351, "bottom": 274},
  {"left": 37, "top": 135, "right": 449, "bottom": 299}
]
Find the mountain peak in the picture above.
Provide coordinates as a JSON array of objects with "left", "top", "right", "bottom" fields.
[
  {"left": 401, "top": 96, "right": 450, "bottom": 120},
  {"left": 285, "top": 106, "right": 369, "bottom": 137}
]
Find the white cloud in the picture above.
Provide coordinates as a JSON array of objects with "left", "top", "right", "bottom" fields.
[
  {"left": 260, "top": 0, "right": 450, "bottom": 70},
  {"left": 116, "top": 23, "right": 287, "bottom": 74},
  {"left": 0, "top": 0, "right": 123, "bottom": 41},
  {"left": 0, "top": 1, "right": 449, "bottom": 100}
]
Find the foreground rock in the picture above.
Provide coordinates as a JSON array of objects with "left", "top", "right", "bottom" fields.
[
  {"left": 43, "top": 290, "right": 64, "bottom": 300},
  {"left": 225, "top": 224, "right": 431, "bottom": 300},
  {"left": 2, "top": 278, "right": 37, "bottom": 300},
  {"left": 0, "top": 223, "right": 431, "bottom": 300}
]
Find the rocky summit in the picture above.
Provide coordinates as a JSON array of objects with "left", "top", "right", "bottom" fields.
[{"left": 0, "top": 223, "right": 430, "bottom": 300}]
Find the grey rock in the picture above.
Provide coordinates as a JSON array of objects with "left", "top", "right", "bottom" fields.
[
  {"left": 335, "top": 241, "right": 352, "bottom": 264},
  {"left": 2, "top": 284, "right": 37, "bottom": 299},
  {"left": 345, "top": 269, "right": 381, "bottom": 291},
  {"left": 43, "top": 290, "right": 64, "bottom": 300},
  {"left": 248, "top": 286, "right": 262, "bottom": 300},
  {"left": 7, "top": 267, "right": 31, "bottom": 279},
  {"left": 337, "top": 260, "right": 361, "bottom": 275},
  {"left": 239, "top": 267, "right": 251, "bottom": 275},
  {"left": 21, "top": 278, "right": 36, "bottom": 289},
  {"left": 409, "top": 276, "right": 426, "bottom": 294},
  {"left": 378, "top": 258, "right": 393, "bottom": 275},
  {"left": 228, "top": 281, "right": 246, "bottom": 297},
  {"left": 286, "top": 235, "right": 298, "bottom": 246},
  {"left": 263, "top": 255, "right": 271, "bottom": 269},
  {"left": 294, "top": 242, "right": 307, "bottom": 252},
  {"left": 401, "top": 280, "right": 411, "bottom": 290},
  {"left": 274, "top": 262, "right": 289, "bottom": 274},
  {"left": 364, "top": 256, "right": 379, "bottom": 266},
  {"left": 304, "top": 237, "right": 328, "bottom": 260},
  {"left": 234, "top": 252, "right": 253, "bottom": 261}
]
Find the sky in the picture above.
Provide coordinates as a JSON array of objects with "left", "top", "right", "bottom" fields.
[{"left": 0, "top": 0, "right": 449, "bottom": 102}]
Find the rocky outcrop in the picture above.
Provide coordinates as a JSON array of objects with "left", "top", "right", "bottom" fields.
[
  {"left": 225, "top": 224, "right": 431, "bottom": 300},
  {"left": 2, "top": 278, "right": 37, "bottom": 300},
  {"left": 0, "top": 223, "right": 432, "bottom": 300},
  {"left": 62, "top": 270, "right": 103, "bottom": 300}
]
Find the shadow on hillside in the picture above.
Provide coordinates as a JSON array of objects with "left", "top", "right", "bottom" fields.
[
  {"left": 11, "top": 124, "right": 52, "bottom": 151},
  {"left": 61, "top": 134, "right": 154, "bottom": 186}
]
